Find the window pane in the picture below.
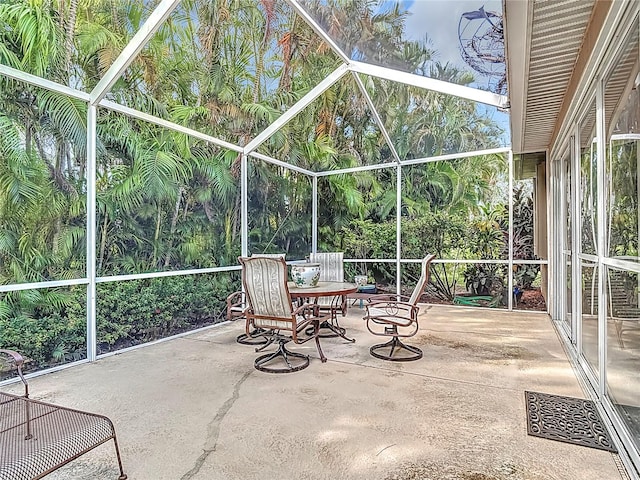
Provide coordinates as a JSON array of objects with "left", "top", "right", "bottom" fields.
[
  {"left": 581, "top": 261, "right": 599, "bottom": 377},
  {"left": 606, "top": 267, "right": 640, "bottom": 452},
  {"left": 97, "top": 109, "right": 239, "bottom": 274},
  {"left": 604, "top": 18, "right": 640, "bottom": 263},
  {"left": 580, "top": 100, "right": 597, "bottom": 255},
  {"left": 296, "top": 0, "right": 505, "bottom": 95}
]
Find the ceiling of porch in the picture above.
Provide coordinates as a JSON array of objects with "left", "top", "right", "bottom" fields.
[{"left": 505, "top": 0, "right": 598, "bottom": 154}]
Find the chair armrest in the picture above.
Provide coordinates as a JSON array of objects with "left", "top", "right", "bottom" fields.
[
  {"left": 0, "top": 349, "right": 29, "bottom": 397},
  {"left": 367, "top": 293, "right": 411, "bottom": 303},
  {"left": 226, "top": 291, "right": 246, "bottom": 320},
  {"left": 292, "top": 302, "right": 319, "bottom": 318},
  {"left": 226, "top": 290, "right": 245, "bottom": 306},
  {"left": 364, "top": 300, "right": 418, "bottom": 321}
]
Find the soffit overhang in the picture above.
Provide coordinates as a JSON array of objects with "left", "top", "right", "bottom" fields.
[{"left": 505, "top": 0, "right": 597, "bottom": 154}]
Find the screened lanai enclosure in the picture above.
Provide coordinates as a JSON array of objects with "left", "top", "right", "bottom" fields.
[
  {"left": 0, "top": 0, "right": 534, "bottom": 365},
  {"left": 1, "top": 0, "right": 639, "bottom": 477}
]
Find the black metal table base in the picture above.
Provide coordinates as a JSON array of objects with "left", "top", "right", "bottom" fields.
[
  {"left": 370, "top": 337, "right": 422, "bottom": 361},
  {"left": 305, "top": 318, "right": 355, "bottom": 343}
]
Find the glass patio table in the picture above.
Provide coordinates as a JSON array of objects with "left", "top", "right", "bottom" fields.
[{"left": 288, "top": 281, "right": 358, "bottom": 343}]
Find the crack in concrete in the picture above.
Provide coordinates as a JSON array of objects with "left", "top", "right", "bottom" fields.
[{"left": 180, "top": 371, "right": 251, "bottom": 480}]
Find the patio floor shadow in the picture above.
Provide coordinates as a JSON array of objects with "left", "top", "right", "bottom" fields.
[{"left": 1, "top": 305, "right": 629, "bottom": 480}]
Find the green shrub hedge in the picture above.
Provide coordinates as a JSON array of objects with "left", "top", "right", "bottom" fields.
[{"left": 0, "top": 273, "right": 239, "bottom": 374}]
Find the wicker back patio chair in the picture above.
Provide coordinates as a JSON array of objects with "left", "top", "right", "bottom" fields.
[
  {"left": 363, "top": 255, "right": 435, "bottom": 361},
  {"left": 309, "top": 252, "right": 347, "bottom": 315},
  {"left": 227, "top": 253, "right": 285, "bottom": 345},
  {"left": 307, "top": 252, "right": 352, "bottom": 340},
  {"left": 239, "top": 256, "right": 326, "bottom": 373}
]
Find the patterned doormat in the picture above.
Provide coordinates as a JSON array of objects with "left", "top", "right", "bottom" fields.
[{"left": 524, "top": 391, "right": 617, "bottom": 452}]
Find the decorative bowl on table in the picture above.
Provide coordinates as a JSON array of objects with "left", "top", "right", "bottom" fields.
[
  {"left": 354, "top": 275, "right": 368, "bottom": 287},
  {"left": 291, "top": 263, "right": 321, "bottom": 288}
]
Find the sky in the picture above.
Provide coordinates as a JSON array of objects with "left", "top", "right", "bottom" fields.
[
  {"left": 401, "top": 0, "right": 509, "bottom": 142},
  {"left": 402, "top": 0, "right": 503, "bottom": 86}
]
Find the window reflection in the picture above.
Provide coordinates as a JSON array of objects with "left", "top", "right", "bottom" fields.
[
  {"left": 606, "top": 268, "right": 640, "bottom": 452},
  {"left": 295, "top": 0, "right": 506, "bottom": 94},
  {"left": 604, "top": 19, "right": 639, "bottom": 263},
  {"left": 580, "top": 101, "right": 597, "bottom": 255},
  {"left": 581, "top": 262, "right": 599, "bottom": 377}
]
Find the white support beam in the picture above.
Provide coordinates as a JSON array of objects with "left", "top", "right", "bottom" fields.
[
  {"left": 86, "top": 105, "right": 98, "bottom": 361},
  {"left": 286, "top": 0, "right": 351, "bottom": 64},
  {"left": 315, "top": 162, "right": 395, "bottom": 177},
  {"left": 96, "top": 266, "right": 239, "bottom": 284},
  {"left": 241, "top": 154, "right": 248, "bottom": 258},
  {"left": 0, "top": 64, "right": 90, "bottom": 101},
  {"left": 244, "top": 64, "right": 349, "bottom": 153},
  {"left": 312, "top": 176, "right": 318, "bottom": 254},
  {"left": 89, "top": 0, "right": 181, "bottom": 105},
  {"left": 396, "top": 165, "right": 402, "bottom": 296},
  {"left": 595, "top": 79, "right": 606, "bottom": 397},
  {"left": 99, "top": 99, "right": 243, "bottom": 153},
  {"left": 349, "top": 61, "right": 509, "bottom": 108},
  {"left": 249, "top": 151, "right": 315, "bottom": 177},
  {"left": 0, "top": 278, "right": 89, "bottom": 293},
  {"left": 351, "top": 71, "right": 402, "bottom": 164},
  {"left": 315, "top": 147, "right": 511, "bottom": 177},
  {"left": 400, "top": 147, "right": 512, "bottom": 166},
  {"left": 503, "top": 0, "right": 532, "bottom": 153},
  {"left": 508, "top": 150, "right": 514, "bottom": 311}
]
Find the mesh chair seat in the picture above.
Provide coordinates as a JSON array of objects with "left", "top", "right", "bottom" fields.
[
  {"left": 364, "top": 255, "right": 435, "bottom": 361},
  {"left": 0, "top": 350, "right": 127, "bottom": 480}
]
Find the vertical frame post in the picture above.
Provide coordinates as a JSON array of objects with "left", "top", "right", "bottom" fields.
[
  {"left": 241, "top": 154, "right": 248, "bottom": 257},
  {"left": 572, "top": 127, "right": 581, "bottom": 348},
  {"left": 508, "top": 150, "right": 514, "bottom": 310},
  {"left": 86, "top": 105, "right": 97, "bottom": 361},
  {"left": 596, "top": 79, "right": 607, "bottom": 397},
  {"left": 396, "top": 165, "right": 402, "bottom": 295},
  {"left": 312, "top": 175, "right": 318, "bottom": 254}
]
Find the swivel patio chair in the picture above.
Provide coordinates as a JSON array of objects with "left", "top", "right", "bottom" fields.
[
  {"left": 227, "top": 253, "right": 285, "bottom": 345},
  {"left": 308, "top": 252, "right": 351, "bottom": 339},
  {"left": 363, "top": 255, "right": 435, "bottom": 361},
  {"left": 239, "top": 256, "right": 326, "bottom": 373}
]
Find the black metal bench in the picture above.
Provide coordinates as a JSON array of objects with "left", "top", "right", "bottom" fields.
[{"left": 0, "top": 350, "right": 127, "bottom": 480}]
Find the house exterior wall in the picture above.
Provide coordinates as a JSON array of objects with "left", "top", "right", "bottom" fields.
[{"left": 549, "top": 2, "right": 640, "bottom": 476}]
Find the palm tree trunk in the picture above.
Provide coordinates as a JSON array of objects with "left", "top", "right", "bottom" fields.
[
  {"left": 164, "top": 187, "right": 183, "bottom": 267},
  {"left": 63, "top": 0, "right": 78, "bottom": 85},
  {"left": 153, "top": 207, "right": 162, "bottom": 267},
  {"left": 98, "top": 213, "right": 109, "bottom": 272}
]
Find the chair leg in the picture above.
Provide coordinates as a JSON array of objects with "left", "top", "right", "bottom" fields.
[
  {"left": 237, "top": 328, "right": 268, "bottom": 345},
  {"left": 254, "top": 340, "right": 310, "bottom": 373},
  {"left": 112, "top": 435, "right": 127, "bottom": 480},
  {"left": 370, "top": 336, "right": 423, "bottom": 362},
  {"left": 255, "top": 335, "right": 276, "bottom": 352}
]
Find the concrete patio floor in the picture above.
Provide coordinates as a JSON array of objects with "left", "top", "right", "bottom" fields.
[{"left": 2, "top": 305, "right": 630, "bottom": 480}]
